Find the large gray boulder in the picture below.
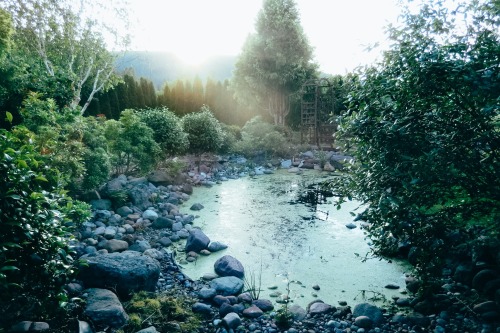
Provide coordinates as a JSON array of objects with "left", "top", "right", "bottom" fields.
[
  {"left": 147, "top": 169, "right": 188, "bottom": 186},
  {"left": 78, "top": 251, "right": 160, "bottom": 297},
  {"left": 127, "top": 184, "right": 153, "bottom": 210},
  {"left": 214, "top": 255, "right": 244, "bottom": 279},
  {"left": 210, "top": 276, "right": 244, "bottom": 296},
  {"left": 352, "top": 303, "right": 384, "bottom": 326},
  {"left": 185, "top": 229, "right": 210, "bottom": 252},
  {"left": 83, "top": 288, "right": 128, "bottom": 329}
]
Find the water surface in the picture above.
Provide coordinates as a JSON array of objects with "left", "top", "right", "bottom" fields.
[{"left": 181, "top": 170, "right": 409, "bottom": 307}]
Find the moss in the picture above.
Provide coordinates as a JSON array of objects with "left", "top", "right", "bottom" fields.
[{"left": 121, "top": 290, "right": 201, "bottom": 333}]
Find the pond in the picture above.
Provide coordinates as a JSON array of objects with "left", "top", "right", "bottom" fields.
[{"left": 180, "top": 169, "right": 410, "bottom": 307}]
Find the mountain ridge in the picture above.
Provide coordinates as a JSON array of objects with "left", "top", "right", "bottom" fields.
[{"left": 114, "top": 51, "right": 237, "bottom": 89}]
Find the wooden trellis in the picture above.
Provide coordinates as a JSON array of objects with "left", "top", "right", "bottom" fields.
[{"left": 300, "top": 78, "right": 336, "bottom": 148}]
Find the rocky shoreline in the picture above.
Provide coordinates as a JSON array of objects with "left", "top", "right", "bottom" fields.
[{"left": 7, "top": 152, "right": 499, "bottom": 333}]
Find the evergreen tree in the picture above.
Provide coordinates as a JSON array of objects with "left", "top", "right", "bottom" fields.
[{"left": 231, "top": 0, "right": 318, "bottom": 125}]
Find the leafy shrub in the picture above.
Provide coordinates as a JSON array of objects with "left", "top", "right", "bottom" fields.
[
  {"left": 105, "top": 110, "right": 161, "bottom": 175},
  {"left": 234, "top": 116, "right": 292, "bottom": 158},
  {"left": 218, "top": 123, "right": 241, "bottom": 154},
  {"left": 0, "top": 126, "right": 86, "bottom": 304},
  {"left": 162, "top": 158, "right": 188, "bottom": 177},
  {"left": 136, "top": 107, "right": 188, "bottom": 156},
  {"left": 20, "top": 92, "right": 78, "bottom": 133},
  {"left": 80, "top": 147, "right": 110, "bottom": 191},
  {"left": 332, "top": 0, "right": 500, "bottom": 291},
  {"left": 181, "top": 106, "right": 223, "bottom": 155}
]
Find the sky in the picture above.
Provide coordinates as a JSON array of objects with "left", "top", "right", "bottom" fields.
[{"left": 127, "top": 0, "right": 403, "bottom": 75}]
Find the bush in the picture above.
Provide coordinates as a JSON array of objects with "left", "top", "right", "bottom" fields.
[
  {"left": 181, "top": 106, "right": 223, "bottom": 155},
  {"left": 136, "top": 107, "right": 188, "bottom": 156},
  {"left": 0, "top": 126, "right": 87, "bottom": 308},
  {"left": 233, "top": 116, "right": 292, "bottom": 158},
  {"left": 333, "top": 0, "right": 500, "bottom": 291},
  {"left": 218, "top": 124, "right": 241, "bottom": 154},
  {"left": 105, "top": 110, "right": 161, "bottom": 175}
]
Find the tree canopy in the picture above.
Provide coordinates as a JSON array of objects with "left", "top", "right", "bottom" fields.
[
  {"left": 231, "top": 0, "right": 317, "bottom": 126},
  {"left": 335, "top": 0, "right": 499, "bottom": 288},
  {"left": 0, "top": 0, "right": 129, "bottom": 115}
]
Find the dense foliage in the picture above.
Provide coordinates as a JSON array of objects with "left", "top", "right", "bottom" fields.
[
  {"left": 0, "top": 126, "right": 89, "bottom": 302},
  {"left": 232, "top": 0, "right": 317, "bottom": 125},
  {"left": 0, "top": 0, "right": 128, "bottom": 116},
  {"left": 181, "top": 106, "right": 224, "bottom": 156},
  {"left": 234, "top": 116, "right": 297, "bottom": 158},
  {"left": 136, "top": 107, "right": 188, "bottom": 156},
  {"left": 335, "top": 0, "right": 499, "bottom": 288},
  {"left": 105, "top": 110, "right": 161, "bottom": 175}
]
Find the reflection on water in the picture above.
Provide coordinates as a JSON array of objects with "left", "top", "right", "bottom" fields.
[{"left": 180, "top": 169, "right": 410, "bottom": 307}]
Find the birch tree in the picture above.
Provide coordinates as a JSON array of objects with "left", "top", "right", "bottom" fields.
[{"left": 1, "top": 0, "right": 129, "bottom": 115}]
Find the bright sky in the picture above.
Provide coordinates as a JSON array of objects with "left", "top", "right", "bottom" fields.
[{"left": 128, "top": 0, "right": 402, "bottom": 74}]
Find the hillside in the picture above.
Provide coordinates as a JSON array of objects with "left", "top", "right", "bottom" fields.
[{"left": 114, "top": 51, "right": 237, "bottom": 89}]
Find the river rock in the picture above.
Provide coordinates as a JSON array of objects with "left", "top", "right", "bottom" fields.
[
  {"left": 128, "top": 184, "right": 153, "bottom": 210},
  {"left": 242, "top": 305, "right": 264, "bottom": 318},
  {"left": 152, "top": 216, "right": 174, "bottom": 229},
  {"left": 103, "top": 226, "right": 117, "bottom": 239},
  {"left": 158, "top": 236, "right": 172, "bottom": 247},
  {"left": 147, "top": 169, "right": 188, "bottom": 186},
  {"left": 102, "top": 239, "right": 129, "bottom": 253},
  {"left": 83, "top": 288, "right": 128, "bottom": 329},
  {"left": 78, "top": 251, "right": 160, "bottom": 297},
  {"left": 116, "top": 206, "right": 133, "bottom": 217},
  {"left": 252, "top": 299, "right": 274, "bottom": 312},
  {"left": 223, "top": 312, "right": 241, "bottom": 329},
  {"left": 190, "top": 203, "right": 204, "bottom": 211},
  {"left": 198, "top": 287, "right": 217, "bottom": 300},
  {"left": 129, "top": 240, "right": 151, "bottom": 253},
  {"left": 10, "top": 321, "right": 50, "bottom": 332},
  {"left": 142, "top": 209, "right": 158, "bottom": 221},
  {"left": 214, "top": 255, "right": 244, "bottom": 278},
  {"left": 192, "top": 302, "right": 212, "bottom": 315},
  {"left": 289, "top": 304, "right": 307, "bottom": 321},
  {"left": 172, "top": 221, "right": 183, "bottom": 232},
  {"left": 472, "top": 269, "right": 498, "bottom": 292},
  {"left": 185, "top": 229, "right": 210, "bottom": 252},
  {"left": 210, "top": 276, "right": 244, "bottom": 296},
  {"left": 309, "top": 301, "right": 334, "bottom": 315},
  {"left": 207, "top": 241, "right": 228, "bottom": 252},
  {"left": 352, "top": 303, "right": 384, "bottom": 326},
  {"left": 354, "top": 315, "right": 373, "bottom": 329}
]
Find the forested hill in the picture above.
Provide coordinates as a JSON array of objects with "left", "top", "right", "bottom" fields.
[{"left": 114, "top": 51, "right": 237, "bottom": 89}]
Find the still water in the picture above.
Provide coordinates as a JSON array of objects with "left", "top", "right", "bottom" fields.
[{"left": 180, "top": 169, "right": 410, "bottom": 307}]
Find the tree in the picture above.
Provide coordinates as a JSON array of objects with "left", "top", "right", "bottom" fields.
[
  {"left": 231, "top": 0, "right": 317, "bottom": 125},
  {"left": 136, "top": 107, "right": 188, "bottom": 156},
  {"left": 1, "top": 0, "right": 129, "bottom": 115},
  {"left": 335, "top": 0, "right": 499, "bottom": 290},
  {"left": 104, "top": 110, "right": 161, "bottom": 175},
  {"left": 181, "top": 106, "right": 223, "bottom": 156},
  {"left": 0, "top": 8, "right": 13, "bottom": 57}
]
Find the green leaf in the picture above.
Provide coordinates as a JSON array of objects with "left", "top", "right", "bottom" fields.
[
  {"left": 5, "top": 111, "right": 13, "bottom": 123},
  {"left": 35, "top": 176, "right": 48, "bottom": 182},
  {"left": 0, "top": 266, "right": 20, "bottom": 272}
]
